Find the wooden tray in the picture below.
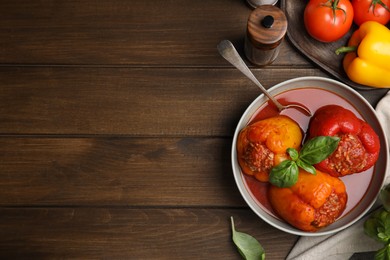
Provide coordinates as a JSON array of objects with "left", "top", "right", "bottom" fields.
[{"left": 280, "top": 0, "right": 373, "bottom": 90}]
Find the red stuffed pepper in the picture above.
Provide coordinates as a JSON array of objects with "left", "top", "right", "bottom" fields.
[{"left": 308, "top": 105, "right": 380, "bottom": 177}]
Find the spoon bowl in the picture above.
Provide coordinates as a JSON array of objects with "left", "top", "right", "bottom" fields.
[{"left": 217, "top": 40, "right": 311, "bottom": 116}]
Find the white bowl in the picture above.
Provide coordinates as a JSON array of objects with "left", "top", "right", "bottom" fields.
[{"left": 231, "top": 76, "right": 389, "bottom": 236}]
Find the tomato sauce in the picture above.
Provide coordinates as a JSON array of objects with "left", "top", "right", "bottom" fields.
[{"left": 241, "top": 87, "right": 374, "bottom": 218}]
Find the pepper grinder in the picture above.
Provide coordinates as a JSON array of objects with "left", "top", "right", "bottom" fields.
[{"left": 244, "top": 5, "right": 287, "bottom": 66}]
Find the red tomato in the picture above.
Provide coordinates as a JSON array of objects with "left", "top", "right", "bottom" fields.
[
  {"left": 352, "top": 0, "right": 390, "bottom": 25},
  {"left": 304, "top": 0, "right": 354, "bottom": 42}
]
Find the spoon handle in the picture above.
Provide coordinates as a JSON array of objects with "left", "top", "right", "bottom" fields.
[{"left": 217, "top": 40, "right": 284, "bottom": 111}]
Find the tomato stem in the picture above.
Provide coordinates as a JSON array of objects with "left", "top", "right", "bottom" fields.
[
  {"left": 371, "top": 0, "right": 390, "bottom": 13},
  {"left": 335, "top": 46, "right": 357, "bottom": 55},
  {"left": 333, "top": 0, "right": 340, "bottom": 9},
  {"left": 323, "top": 0, "right": 348, "bottom": 24}
]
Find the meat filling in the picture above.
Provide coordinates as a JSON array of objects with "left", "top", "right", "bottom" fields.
[
  {"left": 312, "top": 191, "right": 346, "bottom": 228},
  {"left": 242, "top": 142, "right": 274, "bottom": 173},
  {"left": 327, "top": 134, "right": 367, "bottom": 176}
]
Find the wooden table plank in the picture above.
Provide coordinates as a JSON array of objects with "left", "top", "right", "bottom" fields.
[
  {"left": 0, "top": 67, "right": 341, "bottom": 136},
  {"left": 0, "top": 137, "right": 246, "bottom": 207},
  {"left": 0, "top": 0, "right": 307, "bottom": 66},
  {"left": 0, "top": 207, "right": 297, "bottom": 259},
  {"left": 1, "top": 67, "right": 385, "bottom": 136}
]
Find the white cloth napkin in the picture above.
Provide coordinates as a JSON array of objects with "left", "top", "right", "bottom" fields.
[{"left": 286, "top": 91, "right": 390, "bottom": 260}]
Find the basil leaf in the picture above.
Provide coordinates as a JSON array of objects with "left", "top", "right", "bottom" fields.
[
  {"left": 287, "top": 148, "right": 299, "bottom": 161},
  {"left": 269, "top": 160, "right": 299, "bottom": 188},
  {"left": 364, "top": 209, "right": 390, "bottom": 260},
  {"left": 296, "top": 159, "right": 316, "bottom": 175},
  {"left": 364, "top": 217, "right": 380, "bottom": 241},
  {"left": 268, "top": 136, "right": 340, "bottom": 188},
  {"left": 375, "top": 244, "right": 390, "bottom": 260},
  {"left": 380, "top": 184, "right": 390, "bottom": 212},
  {"left": 299, "top": 136, "right": 340, "bottom": 165},
  {"left": 364, "top": 209, "right": 390, "bottom": 244},
  {"left": 231, "top": 217, "right": 265, "bottom": 260}
]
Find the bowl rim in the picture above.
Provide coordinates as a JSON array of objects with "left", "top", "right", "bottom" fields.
[{"left": 231, "top": 76, "right": 389, "bottom": 236}]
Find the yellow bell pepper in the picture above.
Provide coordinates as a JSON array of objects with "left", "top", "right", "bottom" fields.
[{"left": 336, "top": 21, "right": 390, "bottom": 88}]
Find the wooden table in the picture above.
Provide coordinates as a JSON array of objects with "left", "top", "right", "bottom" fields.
[{"left": 0, "top": 1, "right": 387, "bottom": 259}]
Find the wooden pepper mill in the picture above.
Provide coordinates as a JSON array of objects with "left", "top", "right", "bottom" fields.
[{"left": 244, "top": 5, "right": 287, "bottom": 66}]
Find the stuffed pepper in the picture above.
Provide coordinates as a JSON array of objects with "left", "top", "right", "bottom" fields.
[
  {"left": 269, "top": 168, "right": 348, "bottom": 232},
  {"left": 237, "top": 115, "right": 303, "bottom": 182},
  {"left": 308, "top": 105, "right": 380, "bottom": 177}
]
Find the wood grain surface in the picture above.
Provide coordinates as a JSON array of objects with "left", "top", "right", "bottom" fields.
[
  {"left": 0, "top": 0, "right": 306, "bottom": 66},
  {"left": 0, "top": 208, "right": 296, "bottom": 259},
  {"left": 0, "top": 0, "right": 387, "bottom": 259}
]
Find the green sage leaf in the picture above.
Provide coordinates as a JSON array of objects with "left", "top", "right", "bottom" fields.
[
  {"left": 299, "top": 136, "right": 340, "bottom": 165},
  {"left": 296, "top": 159, "right": 316, "bottom": 175},
  {"left": 269, "top": 160, "right": 299, "bottom": 188},
  {"left": 231, "top": 217, "right": 265, "bottom": 260}
]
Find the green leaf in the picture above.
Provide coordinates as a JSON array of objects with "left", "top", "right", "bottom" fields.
[
  {"left": 231, "top": 217, "right": 265, "bottom": 260},
  {"left": 378, "top": 233, "right": 388, "bottom": 241},
  {"left": 380, "top": 184, "right": 390, "bottom": 212},
  {"left": 296, "top": 159, "right": 316, "bottom": 175},
  {"left": 364, "top": 209, "right": 390, "bottom": 244},
  {"left": 365, "top": 218, "right": 381, "bottom": 240},
  {"left": 287, "top": 148, "right": 299, "bottom": 161},
  {"left": 364, "top": 208, "right": 390, "bottom": 260},
  {"left": 267, "top": 136, "right": 340, "bottom": 188},
  {"left": 269, "top": 160, "right": 299, "bottom": 188},
  {"left": 375, "top": 244, "right": 390, "bottom": 260},
  {"left": 299, "top": 136, "right": 340, "bottom": 165}
]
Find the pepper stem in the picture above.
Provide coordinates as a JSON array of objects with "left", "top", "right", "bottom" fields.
[{"left": 335, "top": 46, "right": 357, "bottom": 55}]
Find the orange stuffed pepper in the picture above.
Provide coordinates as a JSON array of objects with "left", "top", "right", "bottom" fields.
[
  {"left": 237, "top": 115, "right": 303, "bottom": 182},
  {"left": 269, "top": 169, "right": 347, "bottom": 232}
]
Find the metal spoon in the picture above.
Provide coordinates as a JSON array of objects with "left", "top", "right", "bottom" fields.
[{"left": 217, "top": 40, "right": 311, "bottom": 116}]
